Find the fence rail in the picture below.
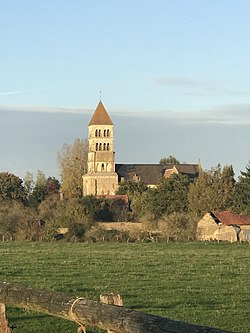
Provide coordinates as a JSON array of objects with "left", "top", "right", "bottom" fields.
[{"left": 0, "top": 282, "right": 235, "bottom": 333}]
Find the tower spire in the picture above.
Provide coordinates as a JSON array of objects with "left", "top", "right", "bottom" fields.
[{"left": 83, "top": 101, "right": 118, "bottom": 196}]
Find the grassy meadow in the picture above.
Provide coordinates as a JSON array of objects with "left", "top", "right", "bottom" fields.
[{"left": 0, "top": 241, "right": 249, "bottom": 333}]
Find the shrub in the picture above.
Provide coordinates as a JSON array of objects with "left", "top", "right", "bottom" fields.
[{"left": 158, "top": 212, "right": 198, "bottom": 241}]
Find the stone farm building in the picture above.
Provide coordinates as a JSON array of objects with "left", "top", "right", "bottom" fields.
[
  {"left": 197, "top": 211, "right": 250, "bottom": 242},
  {"left": 82, "top": 101, "right": 200, "bottom": 196}
]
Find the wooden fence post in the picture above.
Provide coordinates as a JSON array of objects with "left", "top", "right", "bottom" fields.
[
  {"left": 0, "top": 303, "right": 11, "bottom": 333},
  {"left": 100, "top": 293, "right": 123, "bottom": 333},
  {"left": 0, "top": 282, "right": 236, "bottom": 333}
]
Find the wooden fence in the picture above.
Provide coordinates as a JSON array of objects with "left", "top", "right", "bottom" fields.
[{"left": 0, "top": 282, "right": 236, "bottom": 333}]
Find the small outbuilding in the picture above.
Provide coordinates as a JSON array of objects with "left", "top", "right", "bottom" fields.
[{"left": 197, "top": 211, "right": 250, "bottom": 242}]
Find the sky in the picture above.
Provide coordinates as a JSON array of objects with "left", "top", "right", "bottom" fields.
[{"left": 0, "top": 0, "right": 250, "bottom": 180}]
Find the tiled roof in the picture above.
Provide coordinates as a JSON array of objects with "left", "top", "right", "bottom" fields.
[
  {"left": 116, "top": 164, "right": 166, "bottom": 185},
  {"left": 89, "top": 101, "right": 113, "bottom": 125},
  {"left": 175, "top": 164, "right": 199, "bottom": 175},
  {"left": 116, "top": 164, "right": 166, "bottom": 184},
  {"left": 116, "top": 163, "right": 199, "bottom": 185},
  {"left": 211, "top": 211, "right": 250, "bottom": 226},
  {"left": 164, "top": 164, "right": 199, "bottom": 180}
]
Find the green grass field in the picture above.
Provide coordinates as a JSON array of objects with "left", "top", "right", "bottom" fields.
[{"left": 0, "top": 242, "right": 249, "bottom": 333}]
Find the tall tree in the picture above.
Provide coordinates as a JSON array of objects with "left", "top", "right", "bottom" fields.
[
  {"left": 0, "top": 172, "right": 26, "bottom": 203},
  {"left": 233, "top": 162, "right": 250, "bottom": 214},
  {"left": 145, "top": 173, "right": 191, "bottom": 219},
  {"left": 116, "top": 180, "right": 147, "bottom": 198},
  {"left": 23, "top": 171, "right": 34, "bottom": 196},
  {"left": 28, "top": 171, "right": 60, "bottom": 208},
  {"left": 29, "top": 170, "right": 47, "bottom": 207},
  {"left": 45, "top": 177, "right": 60, "bottom": 196},
  {"left": 159, "top": 155, "right": 180, "bottom": 165},
  {"left": 58, "top": 138, "right": 88, "bottom": 198},
  {"left": 188, "top": 164, "right": 235, "bottom": 217}
]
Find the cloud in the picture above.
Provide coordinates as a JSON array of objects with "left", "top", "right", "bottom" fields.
[
  {"left": 0, "top": 62, "right": 49, "bottom": 68},
  {"left": 0, "top": 88, "right": 47, "bottom": 97},
  {"left": 0, "top": 104, "right": 92, "bottom": 115},
  {"left": 154, "top": 76, "right": 250, "bottom": 96},
  {"left": 1, "top": 102, "right": 250, "bottom": 126},
  {"left": 155, "top": 76, "right": 204, "bottom": 87},
  {"left": 112, "top": 103, "right": 250, "bottom": 126},
  {"left": 0, "top": 89, "right": 31, "bottom": 97}
]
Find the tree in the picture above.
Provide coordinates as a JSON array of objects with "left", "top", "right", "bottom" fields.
[
  {"left": 23, "top": 171, "right": 34, "bottom": 197},
  {"left": 28, "top": 171, "right": 60, "bottom": 208},
  {"left": 159, "top": 155, "right": 180, "bottom": 165},
  {"left": 0, "top": 172, "right": 26, "bottom": 203},
  {"left": 0, "top": 202, "right": 36, "bottom": 241},
  {"left": 158, "top": 212, "right": 197, "bottom": 241},
  {"left": 45, "top": 177, "right": 60, "bottom": 196},
  {"left": 144, "top": 174, "right": 191, "bottom": 219},
  {"left": 58, "top": 138, "right": 88, "bottom": 198},
  {"left": 216, "top": 165, "right": 235, "bottom": 209},
  {"left": 64, "top": 197, "right": 97, "bottom": 241},
  {"left": 130, "top": 190, "right": 151, "bottom": 220},
  {"left": 116, "top": 180, "right": 147, "bottom": 198},
  {"left": 116, "top": 180, "right": 148, "bottom": 221},
  {"left": 233, "top": 162, "right": 250, "bottom": 214},
  {"left": 188, "top": 164, "right": 235, "bottom": 218},
  {"left": 29, "top": 170, "right": 47, "bottom": 207}
]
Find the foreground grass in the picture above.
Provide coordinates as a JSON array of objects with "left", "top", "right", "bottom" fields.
[{"left": 0, "top": 242, "right": 249, "bottom": 333}]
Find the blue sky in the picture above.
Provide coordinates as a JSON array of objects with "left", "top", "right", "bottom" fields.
[{"left": 0, "top": 1, "right": 250, "bottom": 179}]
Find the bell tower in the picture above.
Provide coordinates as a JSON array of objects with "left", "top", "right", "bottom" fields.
[{"left": 82, "top": 101, "right": 118, "bottom": 196}]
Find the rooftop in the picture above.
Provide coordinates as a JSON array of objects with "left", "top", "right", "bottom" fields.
[
  {"left": 89, "top": 101, "right": 113, "bottom": 126},
  {"left": 211, "top": 211, "right": 250, "bottom": 226},
  {"left": 115, "top": 163, "right": 199, "bottom": 185}
]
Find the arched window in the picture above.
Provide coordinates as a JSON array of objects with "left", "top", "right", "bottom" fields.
[
  {"left": 95, "top": 129, "right": 98, "bottom": 137},
  {"left": 101, "top": 163, "right": 105, "bottom": 171},
  {"left": 104, "top": 129, "right": 106, "bottom": 137},
  {"left": 99, "top": 143, "right": 102, "bottom": 151},
  {"left": 103, "top": 143, "right": 106, "bottom": 151},
  {"left": 107, "top": 129, "right": 110, "bottom": 137},
  {"left": 96, "top": 143, "right": 98, "bottom": 151},
  {"left": 107, "top": 143, "right": 110, "bottom": 151},
  {"left": 98, "top": 129, "right": 101, "bottom": 137}
]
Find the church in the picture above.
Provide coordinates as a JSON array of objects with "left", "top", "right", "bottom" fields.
[{"left": 83, "top": 101, "right": 200, "bottom": 196}]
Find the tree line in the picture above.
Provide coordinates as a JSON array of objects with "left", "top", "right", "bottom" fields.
[{"left": 0, "top": 138, "right": 250, "bottom": 242}]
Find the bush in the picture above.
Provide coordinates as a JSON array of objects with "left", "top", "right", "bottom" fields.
[
  {"left": 158, "top": 212, "right": 198, "bottom": 241},
  {"left": 85, "top": 227, "right": 130, "bottom": 243},
  {"left": 0, "top": 202, "right": 36, "bottom": 240}
]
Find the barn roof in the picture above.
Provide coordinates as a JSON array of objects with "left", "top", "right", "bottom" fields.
[
  {"left": 89, "top": 101, "right": 113, "bottom": 126},
  {"left": 211, "top": 211, "right": 250, "bottom": 226}
]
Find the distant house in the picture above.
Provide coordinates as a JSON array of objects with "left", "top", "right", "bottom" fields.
[
  {"left": 197, "top": 211, "right": 250, "bottom": 242},
  {"left": 115, "top": 163, "right": 199, "bottom": 188}
]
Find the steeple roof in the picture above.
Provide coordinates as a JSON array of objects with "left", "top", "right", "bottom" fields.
[{"left": 89, "top": 101, "right": 113, "bottom": 125}]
